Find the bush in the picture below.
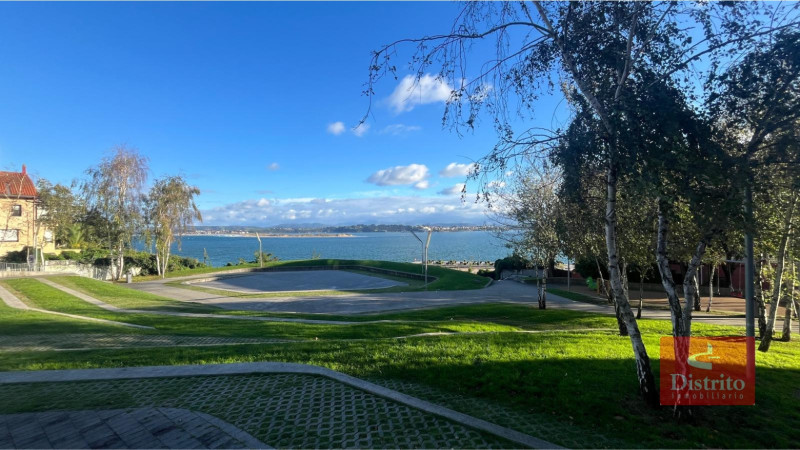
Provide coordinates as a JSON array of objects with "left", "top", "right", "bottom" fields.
[
  {"left": 1, "top": 249, "right": 29, "bottom": 263},
  {"left": 44, "top": 253, "right": 65, "bottom": 261},
  {"left": 477, "top": 269, "right": 495, "bottom": 279},
  {"left": 124, "top": 251, "right": 205, "bottom": 275},
  {"left": 59, "top": 251, "right": 81, "bottom": 261},
  {"left": 586, "top": 276, "right": 597, "bottom": 290},
  {"left": 494, "top": 254, "right": 531, "bottom": 279}
]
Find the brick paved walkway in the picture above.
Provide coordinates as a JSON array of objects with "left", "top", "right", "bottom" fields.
[
  {"left": 0, "top": 363, "right": 559, "bottom": 448},
  {"left": 0, "top": 408, "right": 268, "bottom": 449}
]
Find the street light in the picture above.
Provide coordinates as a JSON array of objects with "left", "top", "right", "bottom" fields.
[{"left": 410, "top": 227, "right": 433, "bottom": 287}]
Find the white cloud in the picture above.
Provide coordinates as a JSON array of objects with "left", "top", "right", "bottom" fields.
[
  {"left": 267, "top": 162, "right": 280, "bottom": 171},
  {"left": 379, "top": 124, "right": 422, "bottom": 136},
  {"left": 413, "top": 180, "right": 430, "bottom": 190},
  {"left": 327, "top": 121, "right": 346, "bottom": 135},
  {"left": 387, "top": 74, "right": 454, "bottom": 113},
  {"left": 201, "top": 194, "right": 489, "bottom": 226},
  {"left": 438, "top": 183, "right": 465, "bottom": 196},
  {"left": 367, "top": 164, "right": 430, "bottom": 187},
  {"left": 488, "top": 180, "right": 506, "bottom": 189},
  {"left": 439, "top": 162, "right": 476, "bottom": 178},
  {"left": 353, "top": 123, "right": 370, "bottom": 137}
]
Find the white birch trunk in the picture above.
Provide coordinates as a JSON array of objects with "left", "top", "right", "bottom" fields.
[
  {"left": 655, "top": 201, "right": 686, "bottom": 336},
  {"left": 605, "top": 166, "right": 658, "bottom": 405},
  {"left": 759, "top": 192, "right": 797, "bottom": 351}
]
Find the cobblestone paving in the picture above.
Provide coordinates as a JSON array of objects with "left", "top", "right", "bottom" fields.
[
  {"left": 0, "top": 408, "right": 268, "bottom": 449},
  {"left": 368, "top": 378, "right": 629, "bottom": 449},
  {"left": 0, "top": 334, "right": 291, "bottom": 352},
  {"left": 0, "top": 374, "right": 513, "bottom": 448}
]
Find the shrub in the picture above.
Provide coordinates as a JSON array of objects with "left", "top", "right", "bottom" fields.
[
  {"left": 59, "top": 251, "right": 80, "bottom": 261},
  {"left": 494, "top": 254, "right": 531, "bottom": 279},
  {"left": 1, "top": 249, "right": 29, "bottom": 263},
  {"left": 477, "top": 269, "right": 495, "bottom": 279},
  {"left": 586, "top": 276, "right": 597, "bottom": 290},
  {"left": 44, "top": 253, "right": 65, "bottom": 261}
]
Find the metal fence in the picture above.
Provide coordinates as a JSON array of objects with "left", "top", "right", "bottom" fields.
[{"left": 0, "top": 261, "right": 44, "bottom": 272}]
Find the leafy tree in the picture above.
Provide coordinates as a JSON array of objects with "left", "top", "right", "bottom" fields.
[
  {"left": 82, "top": 145, "right": 149, "bottom": 280},
  {"left": 366, "top": 1, "right": 799, "bottom": 404},
  {"left": 35, "top": 179, "right": 85, "bottom": 247},
  {"left": 146, "top": 175, "right": 202, "bottom": 278}
]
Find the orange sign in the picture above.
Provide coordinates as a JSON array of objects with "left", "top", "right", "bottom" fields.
[{"left": 660, "top": 336, "right": 755, "bottom": 406}]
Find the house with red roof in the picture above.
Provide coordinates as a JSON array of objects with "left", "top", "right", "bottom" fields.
[{"left": 0, "top": 165, "right": 55, "bottom": 260}]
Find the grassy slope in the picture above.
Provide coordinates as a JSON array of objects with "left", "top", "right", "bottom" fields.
[
  {"left": 0, "top": 278, "right": 517, "bottom": 341},
  {"left": 0, "top": 278, "right": 798, "bottom": 447}
]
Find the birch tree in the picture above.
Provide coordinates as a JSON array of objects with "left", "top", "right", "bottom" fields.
[
  {"left": 82, "top": 145, "right": 148, "bottom": 280},
  {"left": 146, "top": 175, "right": 202, "bottom": 278},
  {"left": 759, "top": 190, "right": 798, "bottom": 351},
  {"left": 365, "top": 1, "right": 799, "bottom": 405}
]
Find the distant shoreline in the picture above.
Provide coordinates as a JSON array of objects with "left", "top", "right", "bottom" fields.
[{"left": 185, "top": 233, "right": 355, "bottom": 239}]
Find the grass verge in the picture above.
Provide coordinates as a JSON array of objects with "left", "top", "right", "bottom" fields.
[{"left": 0, "top": 278, "right": 797, "bottom": 448}]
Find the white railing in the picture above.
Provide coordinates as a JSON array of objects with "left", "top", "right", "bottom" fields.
[{"left": 0, "top": 261, "right": 44, "bottom": 272}]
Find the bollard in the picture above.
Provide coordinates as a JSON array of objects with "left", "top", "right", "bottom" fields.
[{"left": 126, "top": 272, "right": 132, "bottom": 283}]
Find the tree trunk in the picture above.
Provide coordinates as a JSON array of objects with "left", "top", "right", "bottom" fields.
[
  {"left": 693, "top": 274, "right": 701, "bottom": 312},
  {"left": 116, "top": 241, "right": 125, "bottom": 281},
  {"left": 785, "top": 259, "right": 795, "bottom": 341},
  {"left": 537, "top": 277, "right": 544, "bottom": 309},
  {"left": 637, "top": 277, "right": 643, "bottom": 319},
  {"left": 605, "top": 165, "right": 658, "bottom": 406},
  {"left": 595, "top": 256, "right": 612, "bottom": 303},
  {"left": 706, "top": 267, "right": 714, "bottom": 312},
  {"left": 615, "top": 261, "right": 629, "bottom": 336},
  {"left": 682, "top": 237, "right": 711, "bottom": 337},
  {"left": 782, "top": 293, "right": 794, "bottom": 341},
  {"left": 155, "top": 252, "right": 162, "bottom": 277},
  {"left": 759, "top": 192, "right": 797, "bottom": 351},
  {"left": 756, "top": 258, "right": 768, "bottom": 338},
  {"left": 541, "top": 267, "right": 547, "bottom": 310},
  {"left": 655, "top": 200, "right": 686, "bottom": 337}
]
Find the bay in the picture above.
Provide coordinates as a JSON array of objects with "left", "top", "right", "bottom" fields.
[{"left": 161, "top": 231, "right": 510, "bottom": 267}]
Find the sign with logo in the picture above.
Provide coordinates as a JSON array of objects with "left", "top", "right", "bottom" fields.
[{"left": 660, "top": 336, "right": 755, "bottom": 406}]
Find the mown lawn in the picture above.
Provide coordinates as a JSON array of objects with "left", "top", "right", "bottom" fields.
[{"left": 0, "top": 277, "right": 798, "bottom": 448}]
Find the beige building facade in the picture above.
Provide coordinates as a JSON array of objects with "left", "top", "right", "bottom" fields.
[{"left": 0, "top": 166, "right": 55, "bottom": 260}]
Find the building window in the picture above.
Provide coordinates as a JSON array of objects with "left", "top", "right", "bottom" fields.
[
  {"left": 0, "top": 229, "right": 19, "bottom": 242},
  {"left": 11, "top": 205, "right": 21, "bottom": 216}
]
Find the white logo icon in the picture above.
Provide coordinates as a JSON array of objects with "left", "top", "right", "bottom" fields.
[{"left": 688, "top": 342, "right": 721, "bottom": 370}]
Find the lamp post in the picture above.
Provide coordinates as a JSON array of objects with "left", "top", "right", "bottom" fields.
[
  {"left": 410, "top": 227, "right": 433, "bottom": 287},
  {"left": 255, "top": 233, "right": 263, "bottom": 268}
]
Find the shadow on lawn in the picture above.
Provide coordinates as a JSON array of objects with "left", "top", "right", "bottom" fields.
[{"left": 362, "top": 357, "right": 800, "bottom": 449}]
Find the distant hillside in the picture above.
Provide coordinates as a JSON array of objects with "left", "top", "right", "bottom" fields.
[{"left": 193, "top": 224, "right": 501, "bottom": 233}]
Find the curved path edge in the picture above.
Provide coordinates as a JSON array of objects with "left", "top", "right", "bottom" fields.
[
  {"left": 0, "top": 362, "right": 561, "bottom": 449},
  {"left": 0, "top": 284, "right": 153, "bottom": 330}
]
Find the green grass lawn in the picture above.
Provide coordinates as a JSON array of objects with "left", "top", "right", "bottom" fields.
[{"left": 0, "top": 277, "right": 798, "bottom": 448}]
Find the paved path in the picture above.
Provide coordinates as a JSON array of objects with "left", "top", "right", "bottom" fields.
[
  {"left": 0, "top": 284, "right": 152, "bottom": 330},
  {"left": 192, "top": 270, "right": 406, "bottom": 293},
  {"left": 0, "top": 362, "right": 559, "bottom": 449},
  {"left": 131, "top": 277, "right": 748, "bottom": 327},
  {"left": 0, "top": 408, "right": 269, "bottom": 449}
]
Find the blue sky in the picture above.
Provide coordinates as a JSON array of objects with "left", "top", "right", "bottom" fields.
[{"left": 0, "top": 2, "right": 564, "bottom": 226}]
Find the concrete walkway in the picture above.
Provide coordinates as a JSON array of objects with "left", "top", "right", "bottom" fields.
[
  {"left": 0, "top": 284, "right": 152, "bottom": 330},
  {"left": 0, "top": 362, "right": 559, "bottom": 449},
  {"left": 131, "top": 277, "right": 748, "bottom": 327},
  {"left": 0, "top": 408, "right": 269, "bottom": 449}
]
